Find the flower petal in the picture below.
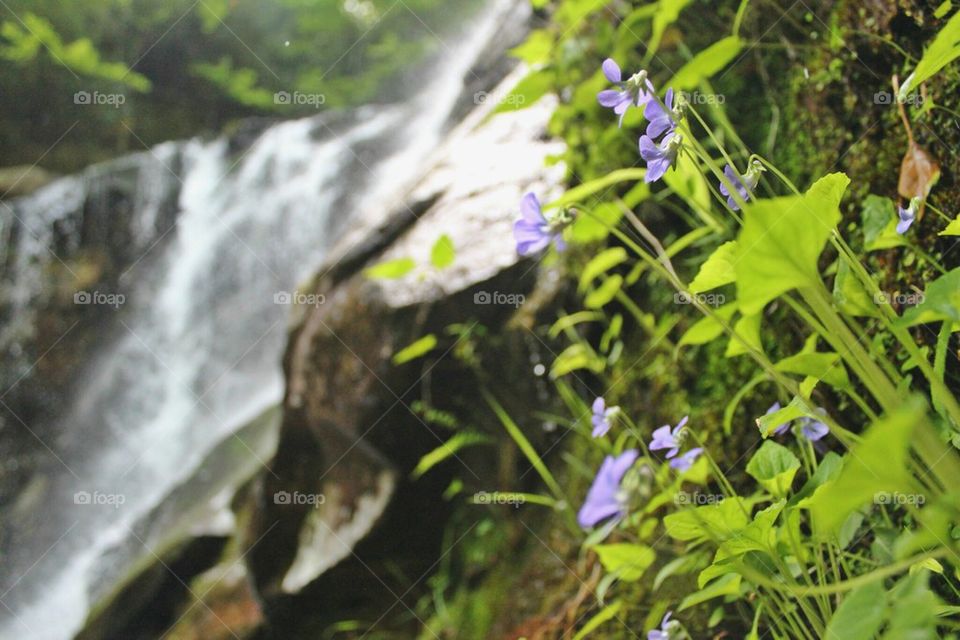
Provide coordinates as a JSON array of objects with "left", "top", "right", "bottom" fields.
[
  {"left": 520, "top": 192, "right": 544, "bottom": 223},
  {"left": 592, "top": 397, "right": 606, "bottom": 414},
  {"left": 602, "top": 58, "right": 622, "bottom": 83},
  {"left": 597, "top": 89, "right": 623, "bottom": 107},
  {"left": 514, "top": 219, "right": 551, "bottom": 256},
  {"left": 638, "top": 135, "right": 660, "bottom": 161}
]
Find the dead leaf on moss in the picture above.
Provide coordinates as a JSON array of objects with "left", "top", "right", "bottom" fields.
[{"left": 898, "top": 141, "right": 940, "bottom": 217}]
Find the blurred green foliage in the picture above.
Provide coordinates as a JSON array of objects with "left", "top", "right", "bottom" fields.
[{"left": 0, "top": 0, "right": 476, "bottom": 172}]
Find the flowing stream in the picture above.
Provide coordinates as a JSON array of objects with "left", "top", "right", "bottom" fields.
[{"left": 0, "top": 2, "right": 525, "bottom": 637}]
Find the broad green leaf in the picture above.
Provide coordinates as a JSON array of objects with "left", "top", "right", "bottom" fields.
[
  {"left": 678, "top": 302, "right": 737, "bottom": 347},
  {"left": 392, "top": 334, "right": 437, "bottom": 365},
  {"left": 896, "top": 267, "right": 960, "bottom": 327},
  {"left": 548, "top": 311, "right": 604, "bottom": 338},
  {"left": 757, "top": 397, "right": 814, "bottom": 437},
  {"left": 910, "top": 558, "right": 945, "bottom": 575},
  {"left": 861, "top": 194, "right": 905, "bottom": 251},
  {"left": 653, "top": 553, "right": 708, "bottom": 589},
  {"left": 893, "top": 495, "right": 957, "bottom": 559},
  {"left": 509, "top": 29, "right": 553, "bottom": 65},
  {"left": 746, "top": 441, "right": 800, "bottom": 497},
  {"left": 664, "top": 154, "right": 715, "bottom": 228},
  {"left": 716, "top": 501, "right": 785, "bottom": 560},
  {"left": 572, "top": 600, "right": 623, "bottom": 640},
  {"left": 670, "top": 36, "right": 743, "bottom": 90},
  {"left": 939, "top": 217, "right": 960, "bottom": 236},
  {"left": 411, "top": 432, "right": 491, "bottom": 478},
  {"left": 678, "top": 573, "right": 741, "bottom": 611},
  {"left": 570, "top": 202, "right": 623, "bottom": 243},
  {"left": 881, "top": 573, "right": 940, "bottom": 640},
  {"left": 899, "top": 11, "right": 960, "bottom": 99},
  {"left": 551, "top": 343, "right": 605, "bottom": 377},
  {"left": 775, "top": 352, "right": 849, "bottom": 389},
  {"left": 429, "top": 234, "right": 455, "bottom": 269},
  {"left": 554, "top": 0, "right": 609, "bottom": 28},
  {"left": 579, "top": 248, "right": 627, "bottom": 292},
  {"left": 824, "top": 581, "right": 887, "bottom": 640},
  {"left": 725, "top": 311, "right": 762, "bottom": 357},
  {"left": 689, "top": 241, "right": 739, "bottom": 293},
  {"left": 736, "top": 173, "right": 850, "bottom": 315},
  {"left": 364, "top": 257, "right": 416, "bottom": 279},
  {"left": 791, "top": 451, "right": 843, "bottom": 505},
  {"left": 809, "top": 397, "right": 925, "bottom": 536},
  {"left": 600, "top": 314, "right": 623, "bottom": 353},
  {"left": 664, "top": 498, "right": 750, "bottom": 543},
  {"left": 584, "top": 275, "right": 623, "bottom": 309},
  {"left": 491, "top": 69, "right": 553, "bottom": 114},
  {"left": 593, "top": 543, "right": 656, "bottom": 582},
  {"left": 838, "top": 511, "right": 865, "bottom": 550},
  {"left": 617, "top": 4, "right": 661, "bottom": 48},
  {"left": 646, "top": 0, "right": 693, "bottom": 63},
  {"left": 833, "top": 259, "right": 881, "bottom": 317},
  {"left": 547, "top": 168, "right": 647, "bottom": 209}
]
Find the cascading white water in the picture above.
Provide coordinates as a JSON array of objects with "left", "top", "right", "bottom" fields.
[{"left": 0, "top": 2, "right": 525, "bottom": 637}]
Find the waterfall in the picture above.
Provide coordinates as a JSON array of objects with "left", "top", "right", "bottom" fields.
[{"left": 0, "top": 2, "right": 527, "bottom": 637}]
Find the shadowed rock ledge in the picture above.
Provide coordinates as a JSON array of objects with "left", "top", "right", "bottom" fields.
[{"left": 240, "top": 72, "right": 567, "bottom": 637}]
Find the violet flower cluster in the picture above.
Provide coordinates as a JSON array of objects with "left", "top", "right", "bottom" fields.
[
  {"left": 577, "top": 449, "right": 639, "bottom": 528},
  {"left": 597, "top": 59, "right": 683, "bottom": 183},
  {"left": 897, "top": 196, "right": 921, "bottom": 235},
  {"left": 765, "top": 402, "right": 830, "bottom": 441},
  {"left": 513, "top": 192, "right": 575, "bottom": 256},
  {"left": 591, "top": 396, "right": 619, "bottom": 437},
  {"left": 649, "top": 416, "right": 702, "bottom": 471}
]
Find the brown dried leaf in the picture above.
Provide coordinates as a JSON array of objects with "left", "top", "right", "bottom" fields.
[{"left": 898, "top": 141, "right": 940, "bottom": 201}]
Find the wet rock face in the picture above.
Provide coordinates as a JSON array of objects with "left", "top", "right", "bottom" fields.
[
  {"left": 245, "top": 76, "right": 566, "bottom": 633},
  {"left": 0, "top": 144, "right": 184, "bottom": 505}
]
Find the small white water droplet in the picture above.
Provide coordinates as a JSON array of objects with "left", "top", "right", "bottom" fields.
[{"left": 533, "top": 363, "right": 546, "bottom": 376}]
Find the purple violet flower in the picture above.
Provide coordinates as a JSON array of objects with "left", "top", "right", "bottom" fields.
[
  {"left": 597, "top": 58, "right": 655, "bottom": 127},
  {"left": 643, "top": 88, "right": 677, "bottom": 139},
  {"left": 766, "top": 402, "right": 790, "bottom": 436},
  {"left": 591, "top": 396, "right": 618, "bottom": 438},
  {"left": 649, "top": 416, "right": 688, "bottom": 458},
  {"left": 800, "top": 416, "right": 830, "bottom": 441},
  {"left": 719, "top": 163, "right": 761, "bottom": 211},
  {"left": 513, "top": 193, "right": 567, "bottom": 256},
  {"left": 648, "top": 611, "right": 674, "bottom": 640},
  {"left": 577, "top": 449, "right": 639, "bottom": 529},
  {"left": 896, "top": 196, "right": 921, "bottom": 235},
  {"left": 640, "top": 132, "right": 681, "bottom": 183},
  {"left": 669, "top": 447, "right": 703, "bottom": 472},
  {"left": 896, "top": 203, "right": 915, "bottom": 234}
]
